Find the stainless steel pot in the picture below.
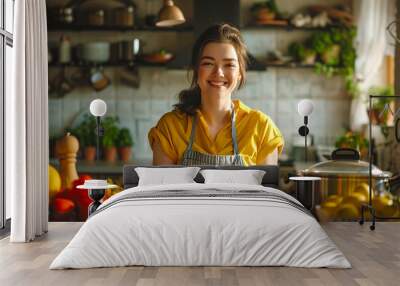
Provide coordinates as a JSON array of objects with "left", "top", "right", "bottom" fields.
[
  {"left": 79, "top": 42, "right": 111, "bottom": 63},
  {"left": 300, "top": 148, "right": 395, "bottom": 220},
  {"left": 111, "top": 39, "right": 141, "bottom": 63}
]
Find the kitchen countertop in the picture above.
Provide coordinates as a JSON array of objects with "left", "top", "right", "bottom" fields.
[
  {"left": 50, "top": 158, "right": 152, "bottom": 174},
  {"left": 49, "top": 158, "right": 316, "bottom": 175}
]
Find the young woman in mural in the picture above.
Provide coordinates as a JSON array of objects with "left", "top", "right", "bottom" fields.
[{"left": 148, "top": 23, "right": 284, "bottom": 166}]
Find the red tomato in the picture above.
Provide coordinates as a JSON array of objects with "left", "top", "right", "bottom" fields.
[
  {"left": 72, "top": 174, "right": 93, "bottom": 189},
  {"left": 54, "top": 198, "right": 75, "bottom": 214}
]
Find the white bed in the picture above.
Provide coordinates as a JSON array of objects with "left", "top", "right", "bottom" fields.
[{"left": 50, "top": 182, "right": 351, "bottom": 269}]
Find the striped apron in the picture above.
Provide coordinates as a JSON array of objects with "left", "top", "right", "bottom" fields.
[{"left": 181, "top": 108, "right": 246, "bottom": 166}]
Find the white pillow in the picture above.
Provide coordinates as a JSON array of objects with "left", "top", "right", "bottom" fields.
[
  {"left": 200, "top": 169, "right": 266, "bottom": 185},
  {"left": 135, "top": 167, "right": 201, "bottom": 186}
]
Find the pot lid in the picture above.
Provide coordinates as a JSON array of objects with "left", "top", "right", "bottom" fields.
[{"left": 302, "top": 159, "right": 391, "bottom": 178}]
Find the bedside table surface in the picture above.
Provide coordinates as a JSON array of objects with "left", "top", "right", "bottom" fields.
[{"left": 289, "top": 176, "right": 321, "bottom": 181}]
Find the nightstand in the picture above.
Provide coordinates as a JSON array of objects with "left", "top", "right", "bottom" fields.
[
  {"left": 289, "top": 176, "right": 321, "bottom": 211},
  {"left": 77, "top": 180, "right": 118, "bottom": 216}
]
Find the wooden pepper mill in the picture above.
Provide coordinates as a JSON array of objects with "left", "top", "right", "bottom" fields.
[{"left": 55, "top": 132, "right": 79, "bottom": 189}]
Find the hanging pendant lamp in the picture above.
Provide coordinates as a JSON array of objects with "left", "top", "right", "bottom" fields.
[{"left": 156, "top": 0, "right": 185, "bottom": 27}]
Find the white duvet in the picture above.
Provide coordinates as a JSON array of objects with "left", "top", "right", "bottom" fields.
[{"left": 50, "top": 183, "right": 351, "bottom": 269}]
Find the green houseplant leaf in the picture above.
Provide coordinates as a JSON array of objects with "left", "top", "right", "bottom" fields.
[
  {"left": 67, "top": 114, "right": 97, "bottom": 148},
  {"left": 302, "top": 26, "right": 358, "bottom": 96},
  {"left": 101, "top": 116, "right": 120, "bottom": 148},
  {"left": 250, "top": 0, "right": 280, "bottom": 14},
  {"left": 117, "top": 128, "right": 134, "bottom": 147}
]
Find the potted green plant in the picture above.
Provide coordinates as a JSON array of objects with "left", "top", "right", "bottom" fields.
[
  {"left": 117, "top": 128, "right": 134, "bottom": 162},
  {"left": 308, "top": 31, "right": 341, "bottom": 65},
  {"left": 288, "top": 42, "right": 316, "bottom": 65},
  {"left": 250, "top": 0, "right": 280, "bottom": 23},
  {"left": 335, "top": 131, "right": 369, "bottom": 159},
  {"left": 101, "top": 116, "right": 120, "bottom": 162},
  {"left": 309, "top": 27, "right": 358, "bottom": 96},
  {"left": 68, "top": 114, "right": 97, "bottom": 161},
  {"left": 368, "top": 85, "right": 395, "bottom": 125}
]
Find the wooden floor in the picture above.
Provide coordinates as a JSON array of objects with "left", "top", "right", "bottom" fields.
[{"left": 0, "top": 222, "right": 399, "bottom": 286}]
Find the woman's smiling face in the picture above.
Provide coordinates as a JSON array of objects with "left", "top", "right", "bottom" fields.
[{"left": 197, "top": 42, "right": 242, "bottom": 98}]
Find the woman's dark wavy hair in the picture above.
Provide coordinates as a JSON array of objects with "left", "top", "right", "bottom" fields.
[{"left": 174, "top": 23, "right": 248, "bottom": 115}]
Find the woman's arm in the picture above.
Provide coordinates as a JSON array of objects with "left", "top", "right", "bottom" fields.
[
  {"left": 262, "top": 148, "right": 279, "bottom": 165},
  {"left": 152, "top": 140, "right": 175, "bottom": 165}
]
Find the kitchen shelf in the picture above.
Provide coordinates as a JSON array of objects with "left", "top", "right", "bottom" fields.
[
  {"left": 47, "top": 23, "right": 194, "bottom": 32},
  {"left": 49, "top": 23, "right": 342, "bottom": 33},
  {"left": 48, "top": 61, "right": 321, "bottom": 70},
  {"left": 48, "top": 61, "right": 170, "bottom": 68},
  {"left": 243, "top": 23, "right": 342, "bottom": 32},
  {"left": 265, "top": 62, "right": 316, "bottom": 68}
]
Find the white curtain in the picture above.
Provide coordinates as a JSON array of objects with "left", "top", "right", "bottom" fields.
[
  {"left": 7, "top": 0, "right": 49, "bottom": 242},
  {"left": 350, "top": 0, "right": 391, "bottom": 131}
]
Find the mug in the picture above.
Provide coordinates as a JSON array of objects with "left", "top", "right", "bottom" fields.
[{"left": 90, "top": 69, "right": 110, "bottom": 92}]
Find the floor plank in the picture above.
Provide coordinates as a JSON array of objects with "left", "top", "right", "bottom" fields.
[{"left": 0, "top": 222, "right": 399, "bottom": 286}]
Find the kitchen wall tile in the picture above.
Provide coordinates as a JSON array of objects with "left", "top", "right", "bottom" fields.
[
  {"left": 242, "top": 30, "right": 277, "bottom": 58},
  {"left": 115, "top": 84, "right": 137, "bottom": 100},
  {"left": 135, "top": 119, "right": 154, "bottom": 160},
  {"left": 48, "top": 99, "right": 63, "bottom": 137},
  {"left": 151, "top": 99, "right": 173, "bottom": 116},
  {"left": 132, "top": 99, "right": 151, "bottom": 119},
  {"left": 115, "top": 100, "right": 134, "bottom": 126},
  {"left": 150, "top": 70, "right": 187, "bottom": 99},
  {"left": 61, "top": 99, "right": 81, "bottom": 130},
  {"left": 258, "top": 71, "right": 277, "bottom": 99}
]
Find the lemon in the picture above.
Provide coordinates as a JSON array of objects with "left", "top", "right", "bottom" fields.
[
  {"left": 336, "top": 203, "right": 360, "bottom": 219},
  {"left": 341, "top": 195, "right": 363, "bottom": 209},
  {"left": 49, "top": 165, "right": 62, "bottom": 199},
  {"left": 326, "top": 195, "right": 343, "bottom": 203},
  {"left": 319, "top": 195, "right": 343, "bottom": 220},
  {"left": 372, "top": 192, "right": 396, "bottom": 217},
  {"left": 352, "top": 183, "right": 371, "bottom": 199},
  {"left": 351, "top": 191, "right": 368, "bottom": 204}
]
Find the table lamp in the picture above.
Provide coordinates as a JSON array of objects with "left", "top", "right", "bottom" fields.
[
  {"left": 89, "top": 99, "right": 107, "bottom": 161},
  {"left": 81, "top": 99, "right": 109, "bottom": 216},
  {"left": 297, "top": 99, "right": 314, "bottom": 162},
  {"left": 156, "top": 0, "right": 186, "bottom": 27}
]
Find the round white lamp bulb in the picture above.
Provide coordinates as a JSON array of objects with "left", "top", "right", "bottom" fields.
[
  {"left": 297, "top": 99, "right": 314, "bottom": 116},
  {"left": 90, "top": 99, "right": 107, "bottom": 117}
]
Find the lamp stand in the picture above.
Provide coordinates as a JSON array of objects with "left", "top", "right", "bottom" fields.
[
  {"left": 95, "top": 116, "right": 104, "bottom": 161},
  {"left": 298, "top": 116, "right": 310, "bottom": 162},
  {"left": 88, "top": 116, "right": 105, "bottom": 216}
]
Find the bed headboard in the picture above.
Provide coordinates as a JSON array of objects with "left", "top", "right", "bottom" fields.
[{"left": 123, "top": 165, "right": 280, "bottom": 189}]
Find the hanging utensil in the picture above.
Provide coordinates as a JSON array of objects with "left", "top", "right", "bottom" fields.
[
  {"left": 119, "top": 66, "right": 140, "bottom": 88},
  {"left": 90, "top": 67, "right": 111, "bottom": 92},
  {"left": 50, "top": 67, "right": 74, "bottom": 98}
]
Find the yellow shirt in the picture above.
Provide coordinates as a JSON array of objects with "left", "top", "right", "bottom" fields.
[{"left": 148, "top": 99, "right": 284, "bottom": 165}]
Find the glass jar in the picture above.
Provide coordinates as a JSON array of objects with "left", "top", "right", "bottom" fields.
[{"left": 87, "top": 9, "right": 105, "bottom": 26}]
